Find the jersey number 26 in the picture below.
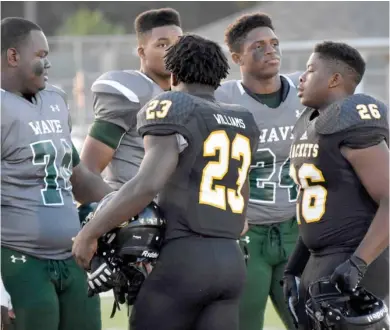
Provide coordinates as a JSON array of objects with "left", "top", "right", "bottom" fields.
[{"left": 199, "top": 130, "right": 251, "bottom": 214}]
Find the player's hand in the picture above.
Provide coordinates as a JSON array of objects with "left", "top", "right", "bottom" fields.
[
  {"left": 282, "top": 274, "right": 299, "bottom": 305},
  {"left": 240, "top": 219, "right": 249, "bottom": 236},
  {"left": 87, "top": 255, "right": 117, "bottom": 297},
  {"left": 281, "top": 274, "right": 299, "bottom": 328},
  {"left": 1, "top": 282, "right": 15, "bottom": 330},
  {"left": 72, "top": 232, "right": 98, "bottom": 270},
  {"left": 330, "top": 255, "right": 367, "bottom": 293}
]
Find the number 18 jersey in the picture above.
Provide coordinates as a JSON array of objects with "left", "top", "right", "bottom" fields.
[
  {"left": 137, "top": 91, "right": 260, "bottom": 241},
  {"left": 1, "top": 86, "right": 79, "bottom": 259}
]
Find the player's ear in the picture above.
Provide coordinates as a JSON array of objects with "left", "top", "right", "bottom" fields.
[
  {"left": 329, "top": 72, "right": 343, "bottom": 89},
  {"left": 231, "top": 52, "right": 244, "bottom": 66},
  {"left": 137, "top": 46, "right": 146, "bottom": 60},
  {"left": 6, "top": 48, "right": 20, "bottom": 67}
]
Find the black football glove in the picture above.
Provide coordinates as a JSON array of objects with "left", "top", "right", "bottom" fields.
[
  {"left": 330, "top": 255, "right": 367, "bottom": 293},
  {"left": 87, "top": 255, "right": 118, "bottom": 297},
  {"left": 281, "top": 274, "right": 299, "bottom": 328}
]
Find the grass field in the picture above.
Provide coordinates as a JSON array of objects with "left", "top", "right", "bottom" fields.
[{"left": 100, "top": 296, "right": 285, "bottom": 330}]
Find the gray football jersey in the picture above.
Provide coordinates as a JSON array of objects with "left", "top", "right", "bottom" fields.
[
  {"left": 215, "top": 74, "right": 304, "bottom": 224},
  {"left": 1, "top": 85, "right": 79, "bottom": 259},
  {"left": 91, "top": 70, "right": 163, "bottom": 189}
]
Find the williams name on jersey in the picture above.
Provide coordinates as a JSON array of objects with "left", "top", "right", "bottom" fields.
[{"left": 289, "top": 93, "right": 388, "bottom": 254}]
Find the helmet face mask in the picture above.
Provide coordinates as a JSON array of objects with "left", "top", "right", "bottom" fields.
[{"left": 306, "top": 279, "right": 389, "bottom": 330}]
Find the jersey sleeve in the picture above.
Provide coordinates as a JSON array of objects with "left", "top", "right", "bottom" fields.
[
  {"left": 214, "top": 81, "right": 236, "bottom": 103},
  {"left": 91, "top": 71, "right": 141, "bottom": 131},
  {"left": 137, "top": 91, "right": 195, "bottom": 142},
  {"left": 316, "top": 94, "right": 389, "bottom": 148}
]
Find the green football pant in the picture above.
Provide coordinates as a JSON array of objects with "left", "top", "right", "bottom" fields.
[
  {"left": 239, "top": 218, "right": 299, "bottom": 330},
  {"left": 1, "top": 247, "right": 101, "bottom": 330}
]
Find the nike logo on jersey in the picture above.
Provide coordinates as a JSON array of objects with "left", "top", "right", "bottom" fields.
[
  {"left": 299, "top": 131, "right": 308, "bottom": 140},
  {"left": 29, "top": 120, "right": 64, "bottom": 135},
  {"left": 259, "top": 126, "right": 294, "bottom": 144}
]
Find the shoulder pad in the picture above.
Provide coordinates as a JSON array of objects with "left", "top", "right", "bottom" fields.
[
  {"left": 91, "top": 70, "right": 156, "bottom": 104},
  {"left": 281, "top": 71, "right": 302, "bottom": 88},
  {"left": 214, "top": 80, "right": 242, "bottom": 103},
  {"left": 147, "top": 91, "right": 195, "bottom": 115},
  {"left": 44, "top": 84, "right": 68, "bottom": 105},
  {"left": 315, "top": 94, "right": 388, "bottom": 135},
  {"left": 137, "top": 91, "right": 195, "bottom": 130}
]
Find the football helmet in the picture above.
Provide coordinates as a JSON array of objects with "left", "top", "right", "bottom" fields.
[
  {"left": 92, "top": 191, "right": 165, "bottom": 262},
  {"left": 84, "top": 192, "right": 166, "bottom": 310},
  {"left": 306, "top": 278, "right": 389, "bottom": 330}
]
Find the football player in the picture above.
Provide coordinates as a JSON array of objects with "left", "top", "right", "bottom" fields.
[
  {"left": 80, "top": 8, "right": 182, "bottom": 189},
  {"left": 72, "top": 34, "right": 260, "bottom": 330},
  {"left": 284, "top": 41, "right": 389, "bottom": 329},
  {"left": 215, "top": 13, "right": 302, "bottom": 330},
  {"left": 1, "top": 17, "right": 112, "bottom": 330}
]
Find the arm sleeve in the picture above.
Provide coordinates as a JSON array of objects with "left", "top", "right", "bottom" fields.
[
  {"left": 137, "top": 92, "right": 195, "bottom": 143},
  {"left": 72, "top": 143, "right": 80, "bottom": 167},
  {"left": 340, "top": 126, "right": 388, "bottom": 149},
  {"left": 92, "top": 91, "right": 140, "bottom": 132},
  {"left": 88, "top": 120, "right": 126, "bottom": 149},
  {"left": 284, "top": 236, "right": 310, "bottom": 276}
]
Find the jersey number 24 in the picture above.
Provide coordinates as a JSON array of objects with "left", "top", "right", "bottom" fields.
[{"left": 199, "top": 130, "right": 251, "bottom": 214}]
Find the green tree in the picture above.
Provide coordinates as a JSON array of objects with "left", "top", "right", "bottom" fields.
[{"left": 57, "top": 8, "right": 126, "bottom": 36}]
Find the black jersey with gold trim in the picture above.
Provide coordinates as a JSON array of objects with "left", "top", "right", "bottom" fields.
[
  {"left": 289, "top": 94, "right": 388, "bottom": 254},
  {"left": 137, "top": 91, "right": 260, "bottom": 241}
]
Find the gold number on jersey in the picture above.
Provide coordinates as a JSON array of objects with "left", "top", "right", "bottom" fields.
[
  {"left": 146, "top": 100, "right": 173, "bottom": 120},
  {"left": 356, "top": 104, "right": 381, "bottom": 120},
  {"left": 290, "top": 163, "right": 327, "bottom": 224},
  {"left": 199, "top": 130, "right": 252, "bottom": 214}
]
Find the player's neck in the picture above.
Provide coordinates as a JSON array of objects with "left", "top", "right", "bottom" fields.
[
  {"left": 241, "top": 73, "right": 281, "bottom": 94},
  {"left": 1, "top": 71, "right": 24, "bottom": 96},
  {"left": 140, "top": 67, "right": 171, "bottom": 91},
  {"left": 174, "top": 83, "right": 214, "bottom": 96}
]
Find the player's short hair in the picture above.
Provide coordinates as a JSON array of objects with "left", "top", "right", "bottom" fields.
[
  {"left": 165, "top": 34, "right": 229, "bottom": 89},
  {"left": 224, "top": 13, "right": 274, "bottom": 53},
  {"left": 134, "top": 8, "right": 181, "bottom": 38},
  {"left": 314, "top": 41, "right": 366, "bottom": 85},
  {"left": 1, "top": 17, "right": 42, "bottom": 54}
]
